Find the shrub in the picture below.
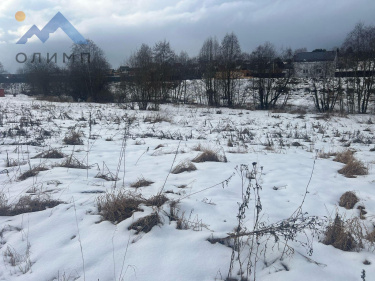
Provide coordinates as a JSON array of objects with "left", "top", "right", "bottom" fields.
[
  {"left": 171, "top": 160, "right": 197, "bottom": 174},
  {"left": 339, "top": 191, "right": 359, "bottom": 209},
  {"left": 128, "top": 213, "right": 161, "bottom": 234},
  {"left": 97, "top": 191, "right": 144, "bottom": 223}
]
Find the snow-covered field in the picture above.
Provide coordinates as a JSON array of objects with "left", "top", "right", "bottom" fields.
[{"left": 0, "top": 94, "right": 374, "bottom": 281}]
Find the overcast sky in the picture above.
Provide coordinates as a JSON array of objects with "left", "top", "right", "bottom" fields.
[{"left": 1, "top": 0, "right": 375, "bottom": 72}]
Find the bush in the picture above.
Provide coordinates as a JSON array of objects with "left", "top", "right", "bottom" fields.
[
  {"left": 171, "top": 160, "right": 197, "bottom": 174},
  {"left": 339, "top": 191, "right": 359, "bottom": 209}
]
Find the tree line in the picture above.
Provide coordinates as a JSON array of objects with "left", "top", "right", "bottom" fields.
[{"left": 1, "top": 22, "right": 374, "bottom": 113}]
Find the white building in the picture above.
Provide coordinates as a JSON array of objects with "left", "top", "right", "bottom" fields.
[{"left": 293, "top": 51, "right": 337, "bottom": 78}]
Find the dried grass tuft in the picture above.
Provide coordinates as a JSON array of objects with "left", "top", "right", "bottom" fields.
[
  {"left": 18, "top": 166, "right": 49, "bottom": 181},
  {"left": 63, "top": 130, "right": 83, "bottom": 145},
  {"left": 171, "top": 160, "right": 197, "bottom": 174},
  {"left": 0, "top": 195, "right": 62, "bottom": 216},
  {"left": 192, "top": 149, "right": 227, "bottom": 163},
  {"left": 323, "top": 214, "right": 357, "bottom": 251},
  {"left": 128, "top": 212, "right": 161, "bottom": 234},
  {"left": 130, "top": 176, "right": 154, "bottom": 188},
  {"left": 145, "top": 194, "right": 168, "bottom": 208},
  {"left": 58, "top": 156, "right": 89, "bottom": 169},
  {"left": 97, "top": 191, "right": 144, "bottom": 223},
  {"left": 338, "top": 159, "right": 368, "bottom": 178},
  {"left": 339, "top": 191, "right": 359, "bottom": 209},
  {"left": 334, "top": 150, "right": 355, "bottom": 164},
  {"left": 32, "top": 149, "right": 65, "bottom": 159}
]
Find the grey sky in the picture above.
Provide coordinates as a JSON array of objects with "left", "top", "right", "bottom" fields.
[{"left": 0, "top": 0, "right": 374, "bottom": 72}]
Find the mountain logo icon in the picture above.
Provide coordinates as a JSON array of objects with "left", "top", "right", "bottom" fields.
[{"left": 17, "top": 12, "right": 87, "bottom": 44}]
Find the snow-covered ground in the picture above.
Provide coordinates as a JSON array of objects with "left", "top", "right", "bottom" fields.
[{"left": 0, "top": 93, "right": 374, "bottom": 281}]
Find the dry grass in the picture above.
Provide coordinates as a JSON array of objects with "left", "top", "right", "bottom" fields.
[
  {"left": 339, "top": 191, "right": 359, "bottom": 209},
  {"left": 0, "top": 195, "right": 62, "bottom": 216},
  {"left": 63, "top": 130, "right": 83, "bottom": 145},
  {"left": 323, "top": 214, "right": 357, "bottom": 251},
  {"left": 192, "top": 149, "right": 227, "bottom": 163},
  {"left": 32, "top": 149, "right": 65, "bottom": 159},
  {"left": 338, "top": 159, "right": 368, "bottom": 178},
  {"left": 95, "top": 172, "right": 119, "bottom": 181},
  {"left": 97, "top": 191, "right": 144, "bottom": 223},
  {"left": 154, "top": 144, "right": 165, "bottom": 150},
  {"left": 57, "top": 156, "right": 89, "bottom": 169},
  {"left": 317, "top": 151, "right": 337, "bottom": 159},
  {"left": 6, "top": 158, "right": 27, "bottom": 167},
  {"left": 130, "top": 176, "right": 154, "bottom": 188},
  {"left": 128, "top": 212, "right": 161, "bottom": 234},
  {"left": 145, "top": 194, "right": 168, "bottom": 208},
  {"left": 97, "top": 191, "right": 168, "bottom": 223},
  {"left": 36, "top": 95, "right": 73, "bottom": 102},
  {"left": 144, "top": 113, "right": 171, "bottom": 123},
  {"left": 366, "top": 229, "right": 375, "bottom": 243},
  {"left": 18, "top": 166, "right": 49, "bottom": 181},
  {"left": 334, "top": 150, "right": 355, "bottom": 164},
  {"left": 171, "top": 160, "right": 197, "bottom": 174},
  {"left": 192, "top": 143, "right": 204, "bottom": 151},
  {"left": 333, "top": 150, "right": 368, "bottom": 178},
  {"left": 11, "top": 195, "right": 62, "bottom": 215}
]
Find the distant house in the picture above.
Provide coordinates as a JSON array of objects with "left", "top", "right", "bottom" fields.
[{"left": 293, "top": 51, "right": 337, "bottom": 78}]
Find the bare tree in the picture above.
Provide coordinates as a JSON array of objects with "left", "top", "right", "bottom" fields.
[
  {"left": 250, "top": 42, "right": 292, "bottom": 109},
  {"left": 199, "top": 37, "right": 220, "bottom": 106},
  {"left": 127, "top": 43, "right": 155, "bottom": 110},
  {"left": 342, "top": 22, "right": 375, "bottom": 113},
  {"left": 68, "top": 39, "right": 111, "bottom": 102},
  {"left": 310, "top": 61, "right": 340, "bottom": 113},
  {"left": 218, "top": 32, "right": 242, "bottom": 107},
  {"left": 21, "top": 56, "right": 60, "bottom": 96},
  {"left": 153, "top": 40, "right": 176, "bottom": 103},
  {"left": 171, "top": 51, "right": 190, "bottom": 103}
]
